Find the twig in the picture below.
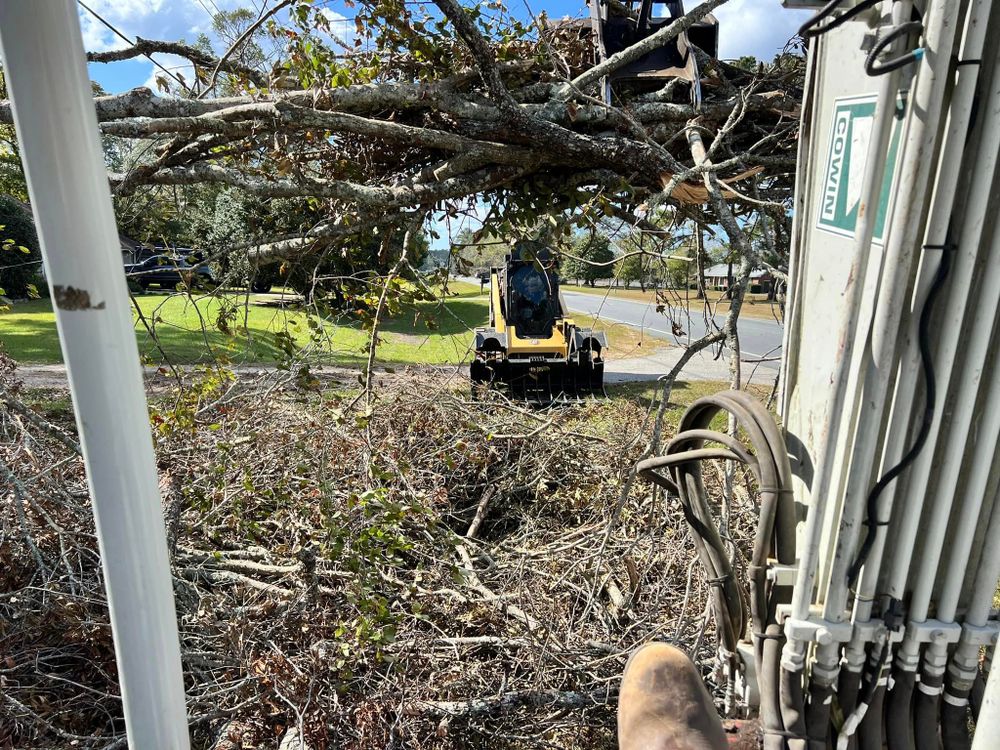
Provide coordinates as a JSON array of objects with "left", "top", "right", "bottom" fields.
[{"left": 200, "top": 0, "right": 293, "bottom": 97}]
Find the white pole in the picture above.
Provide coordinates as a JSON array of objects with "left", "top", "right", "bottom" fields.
[
  {"left": 881, "top": 7, "right": 1000, "bottom": 604},
  {"left": 824, "top": 0, "right": 961, "bottom": 623},
  {"left": 973, "top": 658, "right": 1000, "bottom": 750},
  {"left": 950, "top": 481, "right": 1000, "bottom": 683},
  {"left": 0, "top": 2, "right": 190, "bottom": 748}
]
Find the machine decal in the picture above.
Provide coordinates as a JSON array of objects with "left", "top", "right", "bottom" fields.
[{"left": 816, "top": 93, "right": 906, "bottom": 244}]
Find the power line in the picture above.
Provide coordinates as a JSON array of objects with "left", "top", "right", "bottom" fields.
[
  {"left": 193, "top": 0, "right": 220, "bottom": 24},
  {"left": 76, "top": 0, "right": 192, "bottom": 93}
]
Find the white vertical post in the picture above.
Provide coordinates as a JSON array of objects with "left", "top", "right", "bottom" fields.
[
  {"left": 0, "top": 2, "right": 189, "bottom": 748},
  {"left": 973, "top": 658, "right": 1000, "bottom": 750}
]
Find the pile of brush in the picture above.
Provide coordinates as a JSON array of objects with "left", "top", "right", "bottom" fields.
[{"left": 1, "top": 361, "right": 759, "bottom": 749}]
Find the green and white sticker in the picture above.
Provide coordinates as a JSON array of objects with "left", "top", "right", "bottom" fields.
[{"left": 817, "top": 93, "right": 906, "bottom": 244}]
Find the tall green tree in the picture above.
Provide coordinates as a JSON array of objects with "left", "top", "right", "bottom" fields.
[
  {"left": 562, "top": 231, "right": 613, "bottom": 286},
  {"left": 453, "top": 228, "right": 509, "bottom": 273},
  {"left": 614, "top": 251, "right": 647, "bottom": 290},
  {"left": 0, "top": 70, "right": 26, "bottom": 202}
]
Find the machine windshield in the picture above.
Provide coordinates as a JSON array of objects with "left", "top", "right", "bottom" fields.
[{"left": 508, "top": 264, "right": 560, "bottom": 337}]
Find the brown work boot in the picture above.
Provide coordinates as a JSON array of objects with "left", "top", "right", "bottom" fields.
[{"left": 618, "top": 642, "right": 728, "bottom": 750}]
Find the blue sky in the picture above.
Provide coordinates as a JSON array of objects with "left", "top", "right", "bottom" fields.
[{"left": 83, "top": 0, "right": 811, "bottom": 94}]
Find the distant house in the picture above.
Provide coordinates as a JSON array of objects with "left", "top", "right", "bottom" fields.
[
  {"left": 703, "top": 263, "right": 773, "bottom": 294},
  {"left": 4, "top": 196, "right": 147, "bottom": 270}
]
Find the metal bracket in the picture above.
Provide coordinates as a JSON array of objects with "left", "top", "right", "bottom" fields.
[
  {"left": 905, "top": 619, "right": 963, "bottom": 645},
  {"left": 961, "top": 621, "right": 1000, "bottom": 647},
  {"left": 766, "top": 562, "right": 798, "bottom": 588},
  {"left": 784, "top": 615, "right": 854, "bottom": 645},
  {"left": 850, "top": 619, "right": 905, "bottom": 645}
]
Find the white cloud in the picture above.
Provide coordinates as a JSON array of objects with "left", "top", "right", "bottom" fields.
[
  {"left": 78, "top": 0, "right": 255, "bottom": 94},
  {"left": 319, "top": 8, "right": 356, "bottom": 43},
  {"left": 712, "top": 0, "right": 812, "bottom": 61},
  {"left": 77, "top": 0, "right": 242, "bottom": 52},
  {"left": 78, "top": 8, "right": 128, "bottom": 53}
]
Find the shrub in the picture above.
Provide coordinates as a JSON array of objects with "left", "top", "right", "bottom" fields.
[{"left": 0, "top": 195, "right": 42, "bottom": 299}]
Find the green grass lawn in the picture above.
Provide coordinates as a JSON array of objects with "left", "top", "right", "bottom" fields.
[
  {"left": 0, "top": 280, "right": 664, "bottom": 367},
  {"left": 0, "top": 285, "right": 484, "bottom": 366}
]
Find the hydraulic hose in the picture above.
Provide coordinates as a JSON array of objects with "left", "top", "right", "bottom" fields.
[
  {"left": 941, "top": 684, "right": 971, "bottom": 750},
  {"left": 886, "top": 669, "right": 916, "bottom": 750},
  {"left": 970, "top": 669, "right": 985, "bottom": 722},
  {"left": 838, "top": 669, "right": 862, "bottom": 750},
  {"left": 914, "top": 670, "right": 943, "bottom": 750},
  {"left": 839, "top": 641, "right": 891, "bottom": 750},
  {"left": 637, "top": 390, "right": 799, "bottom": 748},
  {"left": 806, "top": 681, "right": 832, "bottom": 750},
  {"left": 798, "top": 0, "right": 882, "bottom": 38},
  {"left": 780, "top": 665, "right": 809, "bottom": 750},
  {"left": 759, "top": 624, "right": 786, "bottom": 750},
  {"left": 858, "top": 683, "right": 886, "bottom": 750}
]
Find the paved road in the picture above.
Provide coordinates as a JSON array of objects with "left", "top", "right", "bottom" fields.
[{"left": 562, "top": 291, "right": 784, "bottom": 370}]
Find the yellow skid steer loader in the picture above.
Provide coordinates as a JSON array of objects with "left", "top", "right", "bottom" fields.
[{"left": 471, "top": 244, "right": 607, "bottom": 402}]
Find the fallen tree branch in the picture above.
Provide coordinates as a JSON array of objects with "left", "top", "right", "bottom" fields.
[
  {"left": 87, "top": 37, "right": 266, "bottom": 87},
  {"left": 402, "top": 686, "right": 617, "bottom": 719}
]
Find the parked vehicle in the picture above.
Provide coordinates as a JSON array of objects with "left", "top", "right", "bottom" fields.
[{"left": 124, "top": 254, "right": 215, "bottom": 291}]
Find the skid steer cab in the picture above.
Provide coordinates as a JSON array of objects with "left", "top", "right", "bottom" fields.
[{"left": 471, "top": 244, "right": 607, "bottom": 402}]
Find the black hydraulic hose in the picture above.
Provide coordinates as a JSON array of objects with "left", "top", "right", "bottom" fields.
[
  {"left": 706, "top": 391, "right": 801, "bottom": 743},
  {"left": 798, "top": 0, "right": 882, "bottom": 38},
  {"left": 913, "top": 671, "right": 943, "bottom": 750},
  {"left": 646, "top": 393, "right": 796, "bottom": 648},
  {"left": 674, "top": 401, "right": 782, "bottom": 651},
  {"left": 805, "top": 681, "right": 832, "bottom": 750},
  {"left": 865, "top": 21, "right": 924, "bottom": 77},
  {"left": 839, "top": 669, "right": 863, "bottom": 750},
  {"left": 847, "top": 241, "right": 956, "bottom": 590},
  {"left": 851, "top": 641, "right": 891, "bottom": 749},
  {"left": 674, "top": 394, "right": 791, "bottom": 568},
  {"left": 886, "top": 669, "right": 917, "bottom": 750},
  {"left": 692, "top": 391, "right": 797, "bottom": 571},
  {"left": 637, "top": 391, "right": 800, "bottom": 747},
  {"left": 858, "top": 683, "right": 886, "bottom": 750},
  {"left": 759, "top": 624, "right": 786, "bottom": 750},
  {"left": 677, "top": 468, "right": 744, "bottom": 653},
  {"left": 780, "top": 666, "right": 809, "bottom": 750},
  {"left": 970, "top": 669, "right": 986, "bottom": 722},
  {"left": 941, "top": 686, "right": 971, "bottom": 750}
]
